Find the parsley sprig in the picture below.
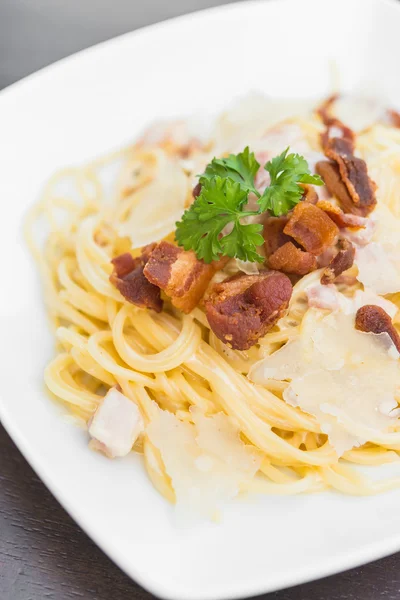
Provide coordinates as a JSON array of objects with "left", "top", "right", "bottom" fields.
[
  {"left": 176, "top": 177, "right": 264, "bottom": 263},
  {"left": 175, "top": 146, "right": 323, "bottom": 263}
]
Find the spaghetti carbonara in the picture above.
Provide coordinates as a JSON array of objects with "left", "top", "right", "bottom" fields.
[{"left": 25, "top": 93, "right": 400, "bottom": 518}]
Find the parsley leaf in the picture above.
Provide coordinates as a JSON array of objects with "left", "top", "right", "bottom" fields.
[
  {"left": 258, "top": 147, "right": 323, "bottom": 216},
  {"left": 199, "top": 146, "right": 260, "bottom": 195},
  {"left": 175, "top": 145, "right": 324, "bottom": 263},
  {"left": 175, "top": 176, "right": 264, "bottom": 263},
  {"left": 221, "top": 222, "right": 265, "bottom": 263}
]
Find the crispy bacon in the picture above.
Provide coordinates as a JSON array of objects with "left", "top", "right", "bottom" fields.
[
  {"left": 317, "top": 95, "right": 376, "bottom": 216},
  {"left": 316, "top": 161, "right": 355, "bottom": 214},
  {"left": 268, "top": 241, "right": 317, "bottom": 275},
  {"left": 316, "top": 199, "right": 367, "bottom": 229},
  {"left": 192, "top": 182, "right": 202, "bottom": 198},
  {"left": 263, "top": 216, "right": 291, "bottom": 256},
  {"left": 317, "top": 123, "right": 376, "bottom": 217},
  {"left": 283, "top": 202, "right": 339, "bottom": 255},
  {"left": 355, "top": 305, "right": 400, "bottom": 353},
  {"left": 110, "top": 246, "right": 163, "bottom": 312},
  {"left": 321, "top": 238, "right": 355, "bottom": 285},
  {"left": 326, "top": 146, "right": 376, "bottom": 216},
  {"left": 205, "top": 271, "right": 292, "bottom": 350},
  {"left": 317, "top": 95, "right": 356, "bottom": 150},
  {"left": 143, "top": 241, "right": 216, "bottom": 313},
  {"left": 301, "top": 184, "right": 319, "bottom": 205}
]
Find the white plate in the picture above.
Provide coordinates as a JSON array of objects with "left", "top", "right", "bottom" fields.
[{"left": 1, "top": 0, "right": 400, "bottom": 597}]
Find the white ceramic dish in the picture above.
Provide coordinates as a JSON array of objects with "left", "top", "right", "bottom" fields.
[{"left": 2, "top": 0, "right": 400, "bottom": 597}]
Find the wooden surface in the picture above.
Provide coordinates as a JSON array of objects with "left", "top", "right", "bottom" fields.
[
  {"left": 1, "top": 422, "right": 400, "bottom": 600},
  {"left": 1, "top": 1, "right": 400, "bottom": 598}
]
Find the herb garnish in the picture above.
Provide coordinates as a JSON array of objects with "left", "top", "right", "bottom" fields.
[{"left": 175, "top": 146, "right": 323, "bottom": 263}]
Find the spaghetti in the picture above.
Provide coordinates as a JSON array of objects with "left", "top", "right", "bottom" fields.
[{"left": 25, "top": 94, "right": 400, "bottom": 511}]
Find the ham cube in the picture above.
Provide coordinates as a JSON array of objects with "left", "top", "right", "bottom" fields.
[{"left": 88, "top": 388, "right": 144, "bottom": 458}]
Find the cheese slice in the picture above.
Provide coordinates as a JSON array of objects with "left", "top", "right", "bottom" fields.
[
  {"left": 249, "top": 310, "right": 400, "bottom": 456},
  {"left": 117, "top": 152, "right": 189, "bottom": 248},
  {"left": 355, "top": 205, "right": 400, "bottom": 294},
  {"left": 147, "top": 408, "right": 261, "bottom": 520}
]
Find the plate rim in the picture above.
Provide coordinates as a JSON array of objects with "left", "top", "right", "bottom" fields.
[{"left": 2, "top": 0, "right": 400, "bottom": 597}]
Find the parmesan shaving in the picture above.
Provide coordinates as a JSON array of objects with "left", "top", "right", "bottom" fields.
[
  {"left": 117, "top": 151, "right": 189, "bottom": 248},
  {"left": 235, "top": 259, "right": 260, "bottom": 275},
  {"left": 334, "top": 95, "right": 387, "bottom": 132},
  {"left": 249, "top": 310, "right": 400, "bottom": 456},
  {"left": 355, "top": 243, "right": 400, "bottom": 295},
  {"left": 214, "top": 93, "right": 314, "bottom": 154},
  {"left": 146, "top": 407, "right": 261, "bottom": 520}
]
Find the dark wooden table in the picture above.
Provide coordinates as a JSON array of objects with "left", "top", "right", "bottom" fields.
[{"left": 1, "top": 1, "right": 400, "bottom": 598}]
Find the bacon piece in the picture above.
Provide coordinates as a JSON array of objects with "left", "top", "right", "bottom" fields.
[
  {"left": 143, "top": 241, "right": 216, "bottom": 313},
  {"left": 316, "top": 200, "right": 366, "bottom": 229},
  {"left": 110, "top": 246, "right": 162, "bottom": 312},
  {"left": 317, "top": 245, "right": 338, "bottom": 268},
  {"left": 316, "top": 161, "right": 355, "bottom": 214},
  {"left": 263, "top": 216, "right": 291, "bottom": 256},
  {"left": 317, "top": 95, "right": 356, "bottom": 150},
  {"left": 317, "top": 198, "right": 374, "bottom": 246},
  {"left": 283, "top": 202, "right": 339, "bottom": 255},
  {"left": 316, "top": 158, "right": 376, "bottom": 217},
  {"left": 355, "top": 305, "right": 400, "bottom": 353},
  {"left": 317, "top": 96, "right": 376, "bottom": 216},
  {"left": 205, "top": 271, "right": 292, "bottom": 350},
  {"left": 315, "top": 160, "right": 355, "bottom": 212},
  {"left": 321, "top": 238, "right": 355, "bottom": 285},
  {"left": 192, "top": 182, "right": 202, "bottom": 198},
  {"left": 326, "top": 144, "right": 376, "bottom": 216},
  {"left": 341, "top": 218, "right": 376, "bottom": 247},
  {"left": 301, "top": 183, "right": 318, "bottom": 204},
  {"left": 306, "top": 283, "right": 341, "bottom": 311},
  {"left": 268, "top": 242, "right": 317, "bottom": 275}
]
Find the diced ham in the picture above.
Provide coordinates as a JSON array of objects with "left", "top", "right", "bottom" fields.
[
  {"left": 341, "top": 217, "right": 376, "bottom": 246},
  {"left": 321, "top": 238, "right": 355, "bottom": 285},
  {"left": 283, "top": 202, "right": 339, "bottom": 255},
  {"left": 355, "top": 305, "right": 400, "bottom": 354},
  {"left": 143, "top": 241, "right": 216, "bottom": 313},
  {"left": 110, "top": 247, "right": 163, "bottom": 312},
  {"left": 88, "top": 388, "right": 144, "bottom": 458},
  {"left": 306, "top": 284, "right": 341, "bottom": 311},
  {"left": 268, "top": 241, "right": 317, "bottom": 275},
  {"left": 306, "top": 284, "right": 398, "bottom": 317},
  {"left": 205, "top": 271, "right": 292, "bottom": 350}
]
